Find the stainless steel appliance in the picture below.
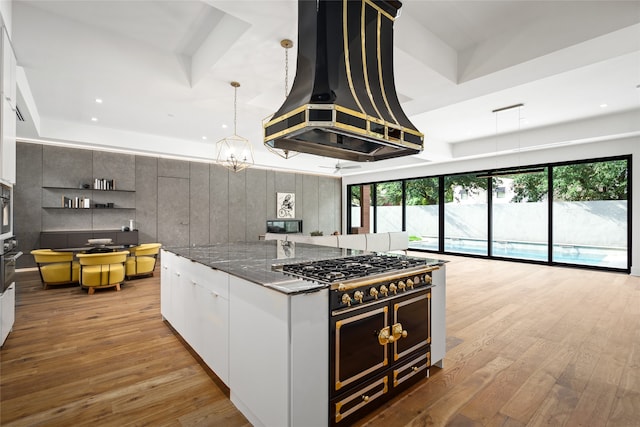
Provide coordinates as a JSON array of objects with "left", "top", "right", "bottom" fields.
[
  {"left": 1, "top": 182, "right": 11, "bottom": 236},
  {"left": 278, "top": 254, "right": 439, "bottom": 426},
  {"left": 1, "top": 236, "right": 20, "bottom": 346},
  {"left": 1, "top": 236, "right": 21, "bottom": 293}
]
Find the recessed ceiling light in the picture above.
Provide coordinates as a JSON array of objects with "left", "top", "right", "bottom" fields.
[
  {"left": 95, "top": 98, "right": 103, "bottom": 104},
  {"left": 91, "top": 117, "right": 98, "bottom": 122},
  {"left": 600, "top": 103, "right": 608, "bottom": 108},
  {"left": 202, "top": 136, "right": 207, "bottom": 140},
  {"left": 221, "top": 124, "right": 228, "bottom": 129}
]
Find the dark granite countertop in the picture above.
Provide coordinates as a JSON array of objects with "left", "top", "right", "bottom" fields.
[
  {"left": 162, "top": 240, "right": 444, "bottom": 294},
  {"left": 162, "top": 240, "right": 364, "bottom": 293}
]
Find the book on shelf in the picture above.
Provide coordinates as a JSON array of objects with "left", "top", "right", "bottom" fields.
[
  {"left": 93, "top": 178, "right": 115, "bottom": 190},
  {"left": 61, "top": 196, "right": 91, "bottom": 208}
]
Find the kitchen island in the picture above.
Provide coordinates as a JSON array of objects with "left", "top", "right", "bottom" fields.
[{"left": 161, "top": 241, "right": 446, "bottom": 427}]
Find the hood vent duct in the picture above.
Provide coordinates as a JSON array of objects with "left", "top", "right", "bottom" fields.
[{"left": 263, "top": 0, "right": 423, "bottom": 162}]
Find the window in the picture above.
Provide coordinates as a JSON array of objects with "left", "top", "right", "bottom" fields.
[
  {"left": 346, "top": 156, "right": 630, "bottom": 272},
  {"left": 491, "top": 170, "right": 548, "bottom": 261},
  {"left": 375, "top": 181, "right": 403, "bottom": 232},
  {"left": 444, "top": 174, "right": 488, "bottom": 255},
  {"left": 552, "top": 160, "right": 628, "bottom": 268},
  {"left": 406, "top": 177, "right": 439, "bottom": 250},
  {"left": 348, "top": 184, "right": 372, "bottom": 234}
]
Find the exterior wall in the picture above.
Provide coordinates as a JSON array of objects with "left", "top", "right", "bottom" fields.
[
  {"left": 14, "top": 142, "right": 341, "bottom": 268},
  {"left": 376, "top": 201, "right": 627, "bottom": 247}
]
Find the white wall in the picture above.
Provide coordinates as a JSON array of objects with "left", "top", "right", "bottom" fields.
[{"left": 343, "top": 135, "right": 640, "bottom": 275}]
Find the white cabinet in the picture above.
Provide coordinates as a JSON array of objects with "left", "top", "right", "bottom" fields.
[
  {"left": 1, "top": 282, "right": 15, "bottom": 346},
  {"left": 431, "top": 265, "right": 446, "bottom": 368},
  {"left": 1, "top": 27, "right": 16, "bottom": 110},
  {"left": 229, "top": 276, "right": 327, "bottom": 427},
  {"left": 190, "top": 263, "right": 229, "bottom": 385},
  {"left": 160, "top": 250, "right": 230, "bottom": 385},
  {"left": 160, "top": 250, "right": 176, "bottom": 321},
  {"left": 1, "top": 97, "right": 16, "bottom": 183},
  {"left": 0, "top": 26, "right": 16, "bottom": 184}
]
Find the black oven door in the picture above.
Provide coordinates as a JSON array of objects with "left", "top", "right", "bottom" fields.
[
  {"left": 331, "top": 301, "right": 389, "bottom": 395},
  {"left": 2, "top": 251, "right": 21, "bottom": 293},
  {"left": 392, "top": 289, "right": 431, "bottom": 362}
]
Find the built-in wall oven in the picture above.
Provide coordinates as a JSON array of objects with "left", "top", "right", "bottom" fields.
[
  {"left": 1, "top": 182, "right": 12, "bottom": 236},
  {"left": 279, "top": 254, "right": 440, "bottom": 426},
  {"left": 1, "top": 236, "right": 20, "bottom": 346},
  {"left": 1, "top": 236, "right": 21, "bottom": 293}
]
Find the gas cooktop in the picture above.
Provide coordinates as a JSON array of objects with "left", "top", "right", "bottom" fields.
[{"left": 276, "top": 254, "right": 433, "bottom": 285}]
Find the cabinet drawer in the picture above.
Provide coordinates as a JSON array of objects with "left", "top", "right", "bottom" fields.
[
  {"left": 186, "top": 260, "right": 229, "bottom": 300},
  {"left": 332, "top": 376, "right": 388, "bottom": 425},
  {"left": 393, "top": 349, "right": 430, "bottom": 389}
]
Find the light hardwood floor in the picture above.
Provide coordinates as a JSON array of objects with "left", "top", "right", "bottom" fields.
[{"left": 1, "top": 255, "right": 639, "bottom": 426}]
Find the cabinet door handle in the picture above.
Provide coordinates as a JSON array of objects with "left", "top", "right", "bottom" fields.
[
  {"left": 211, "top": 291, "right": 219, "bottom": 298},
  {"left": 175, "top": 272, "right": 181, "bottom": 277},
  {"left": 191, "top": 280, "right": 197, "bottom": 286}
]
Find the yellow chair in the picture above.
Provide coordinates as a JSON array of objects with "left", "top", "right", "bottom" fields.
[
  {"left": 76, "top": 251, "right": 129, "bottom": 295},
  {"left": 125, "top": 243, "right": 161, "bottom": 279},
  {"left": 31, "top": 249, "right": 80, "bottom": 289}
]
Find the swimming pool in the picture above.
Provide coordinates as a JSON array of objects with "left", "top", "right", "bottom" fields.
[{"left": 408, "top": 238, "right": 627, "bottom": 269}]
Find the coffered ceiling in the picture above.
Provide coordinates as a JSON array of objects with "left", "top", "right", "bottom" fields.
[{"left": 11, "top": 0, "right": 640, "bottom": 176}]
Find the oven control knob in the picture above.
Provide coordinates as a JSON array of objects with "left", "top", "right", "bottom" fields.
[
  {"left": 414, "top": 276, "right": 421, "bottom": 285},
  {"left": 398, "top": 281, "right": 406, "bottom": 292},
  {"left": 406, "top": 279, "right": 414, "bottom": 289},
  {"left": 379, "top": 285, "right": 388, "bottom": 297},
  {"left": 354, "top": 290, "right": 364, "bottom": 304},
  {"left": 369, "top": 287, "right": 379, "bottom": 300},
  {"left": 341, "top": 293, "right": 352, "bottom": 307},
  {"left": 389, "top": 283, "right": 397, "bottom": 295},
  {"left": 424, "top": 274, "right": 432, "bottom": 285}
]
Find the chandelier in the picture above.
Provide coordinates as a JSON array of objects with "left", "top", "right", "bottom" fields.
[
  {"left": 264, "top": 39, "right": 299, "bottom": 160},
  {"left": 217, "top": 81, "right": 254, "bottom": 172}
]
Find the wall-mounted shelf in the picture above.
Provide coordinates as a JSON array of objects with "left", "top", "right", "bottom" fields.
[
  {"left": 43, "top": 207, "right": 135, "bottom": 210},
  {"left": 43, "top": 186, "right": 135, "bottom": 193}
]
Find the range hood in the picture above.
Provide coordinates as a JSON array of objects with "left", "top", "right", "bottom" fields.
[{"left": 263, "top": 0, "right": 423, "bottom": 162}]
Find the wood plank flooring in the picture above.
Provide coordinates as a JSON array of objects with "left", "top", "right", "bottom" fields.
[{"left": 2, "top": 255, "right": 639, "bottom": 426}]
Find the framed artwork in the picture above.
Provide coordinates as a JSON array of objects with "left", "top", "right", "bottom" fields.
[{"left": 277, "top": 192, "right": 295, "bottom": 218}]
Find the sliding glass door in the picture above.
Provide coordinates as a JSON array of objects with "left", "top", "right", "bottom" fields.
[
  {"left": 444, "top": 174, "right": 488, "bottom": 255},
  {"left": 375, "top": 181, "right": 403, "bottom": 232},
  {"left": 552, "top": 160, "right": 628, "bottom": 268},
  {"left": 491, "top": 170, "right": 548, "bottom": 260},
  {"left": 345, "top": 156, "right": 630, "bottom": 272},
  {"left": 406, "top": 177, "right": 439, "bottom": 251}
]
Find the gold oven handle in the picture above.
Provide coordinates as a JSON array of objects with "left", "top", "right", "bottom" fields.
[
  {"left": 378, "top": 323, "right": 408, "bottom": 345},
  {"left": 391, "top": 322, "right": 408, "bottom": 342},
  {"left": 336, "top": 266, "right": 439, "bottom": 292},
  {"left": 378, "top": 326, "right": 390, "bottom": 345}
]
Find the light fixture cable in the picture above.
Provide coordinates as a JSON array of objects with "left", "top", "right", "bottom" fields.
[{"left": 264, "top": 39, "right": 299, "bottom": 160}]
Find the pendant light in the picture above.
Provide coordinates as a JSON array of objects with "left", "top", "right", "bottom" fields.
[
  {"left": 476, "top": 103, "right": 543, "bottom": 178},
  {"left": 264, "top": 39, "right": 299, "bottom": 159},
  {"left": 216, "top": 81, "right": 254, "bottom": 172}
]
